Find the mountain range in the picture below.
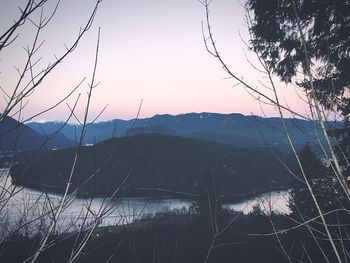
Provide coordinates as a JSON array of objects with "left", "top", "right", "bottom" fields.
[{"left": 28, "top": 112, "right": 336, "bottom": 150}]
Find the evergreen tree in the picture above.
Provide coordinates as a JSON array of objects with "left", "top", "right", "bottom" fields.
[
  {"left": 247, "top": 0, "right": 350, "bottom": 200},
  {"left": 289, "top": 144, "right": 346, "bottom": 219},
  {"left": 246, "top": 0, "right": 350, "bottom": 116}
]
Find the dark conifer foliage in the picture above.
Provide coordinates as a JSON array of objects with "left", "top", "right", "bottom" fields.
[
  {"left": 247, "top": 0, "right": 350, "bottom": 209},
  {"left": 247, "top": 0, "right": 350, "bottom": 115},
  {"left": 289, "top": 144, "right": 334, "bottom": 218},
  {"left": 288, "top": 145, "right": 350, "bottom": 262}
]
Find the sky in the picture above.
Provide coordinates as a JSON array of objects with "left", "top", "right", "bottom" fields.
[{"left": 0, "top": 0, "right": 308, "bottom": 122}]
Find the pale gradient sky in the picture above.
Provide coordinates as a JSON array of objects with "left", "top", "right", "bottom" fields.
[{"left": 0, "top": 0, "right": 308, "bottom": 122}]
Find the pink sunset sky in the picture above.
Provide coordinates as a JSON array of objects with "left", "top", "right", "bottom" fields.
[{"left": 0, "top": 0, "right": 309, "bottom": 122}]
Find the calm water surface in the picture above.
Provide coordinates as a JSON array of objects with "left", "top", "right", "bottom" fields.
[{"left": 0, "top": 168, "right": 290, "bottom": 236}]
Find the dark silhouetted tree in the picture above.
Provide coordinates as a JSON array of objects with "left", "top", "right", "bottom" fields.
[
  {"left": 289, "top": 144, "right": 348, "bottom": 219},
  {"left": 247, "top": 0, "right": 350, "bottom": 216},
  {"left": 246, "top": 0, "right": 350, "bottom": 116},
  {"left": 198, "top": 168, "right": 219, "bottom": 237}
]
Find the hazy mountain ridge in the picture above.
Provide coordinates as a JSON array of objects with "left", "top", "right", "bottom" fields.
[
  {"left": 28, "top": 112, "right": 338, "bottom": 150},
  {"left": 0, "top": 116, "right": 75, "bottom": 152}
]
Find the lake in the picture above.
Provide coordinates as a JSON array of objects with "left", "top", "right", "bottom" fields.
[{"left": 0, "top": 168, "right": 290, "bottom": 237}]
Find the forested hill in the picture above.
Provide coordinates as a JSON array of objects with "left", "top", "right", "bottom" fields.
[{"left": 10, "top": 133, "right": 294, "bottom": 197}]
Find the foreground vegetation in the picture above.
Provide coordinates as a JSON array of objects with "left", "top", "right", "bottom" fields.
[{"left": 1, "top": 206, "right": 348, "bottom": 263}]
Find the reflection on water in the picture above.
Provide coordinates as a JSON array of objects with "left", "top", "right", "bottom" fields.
[
  {"left": 0, "top": 168, "right": 290, "bottom": 236},
  {"left": 224, "top": 190, "right": 291, "bottom": 214}
]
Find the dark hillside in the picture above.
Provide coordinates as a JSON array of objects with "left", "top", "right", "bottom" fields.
[
  {"left": 125, "top": 125, "right": 176, "bottom": 136},
  {"left": 10, "top": 134, "right": 294, "bottom": 196},
  {"left": 184, "top": 131, "right": 263, "bottom": 147}
]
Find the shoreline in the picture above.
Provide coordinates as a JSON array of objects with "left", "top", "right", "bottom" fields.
[{"left": 10, "top": 179, "right": 290, "bottom": 203}]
